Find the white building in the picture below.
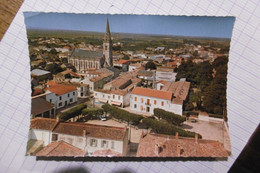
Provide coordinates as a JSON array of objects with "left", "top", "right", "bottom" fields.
[
  {"left": 94, "top": 89, "right": 130, "bottom": 107},
  {"left": 29, "top": 118, "right": 129, "bottom": 156},
  {"left": 45, "top": 84, "right": 78, "bottom": 109},
  {"left": 130, "top": 87, "right": 183, "bottom": 115}
]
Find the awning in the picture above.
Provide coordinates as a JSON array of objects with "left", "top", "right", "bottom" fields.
[
  {"left": 98, "top": 99, "right": 108, "bottom": 103},
  {"left": 111, "top": 101, "right": 122, "bottom": 106}
]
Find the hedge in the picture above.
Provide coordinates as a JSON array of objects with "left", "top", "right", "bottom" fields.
[
  {"left": 183, "top": 111, "right": 199, "bottom": 116},
  {"left": 143, "top": 118, "right": 202, "bottom": 138},
  {"left": 82, "top": 108, "right": 104, "bottom": 117},
  {"left": 154, "top": 108, "right": 186, "bottom": 126},
  {"left": 102, "top": 104, "right": 143, "bottom": 125},
  {"left": 59, "top": 103, "right": 87, "bottom": 121}
]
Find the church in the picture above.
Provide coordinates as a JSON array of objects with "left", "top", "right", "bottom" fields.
[{"left": 68, "top": 19, "right": 113, "bottom": 73}]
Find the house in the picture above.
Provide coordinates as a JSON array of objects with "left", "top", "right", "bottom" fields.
[
  {"left": 155, "top": 80, "right": 167, "bottom": 90},
  {"left": 136, "top": 133, "right": 229, "bottom": 157},
  {"left": 59, "top": 81, "right": 90, "bottom": 98},
  {"left": 161, "top": 81, "right": 190, "bottom": 101},
  {"left": 53, "top": 70, "right": 81, "bottom": 82},
  {"left": 130, "top": 87, "right": 182, "bottom": 115},
  {"left": 31, "top": 69, "right": 51, "bottom": 79},
  {"left": 129, "top": 63, "right": 141, "bottom": 72},
  {"left": 94, "top": 89, "right": 130, "bottom": 107},
  {"left": 113, "top": 59, "right": 130, "bottom": 72},
  {"left": 156, "top": 67, "right": 177, "bottom": 82},
  {"left": 45, "top": 84, "right": 78, "bottom": 109},
  {"left": 155, "top": 47, "right": 165, "bottom": 52},
  {"left": 28, "top": 118, "right": 129, "bottom": 156},
  {"left": 31, "top": 95, "right": 56, "bottom": 119},
  {"left": 35, "top": 141, "right": 86, "bottom": 157}
]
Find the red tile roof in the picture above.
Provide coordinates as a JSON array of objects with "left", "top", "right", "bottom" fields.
[
  {"left": 53, "top": 122, "right": 127, "bottom": 141},
  {"left": 131, "top": 87, "right": 173, "bottom": 100},
  {"left": 30, "top": 118, "right": 57, "bottom": 131},
  {"left": 162, "top": 81, "right": 190, "bottom": 101},
  {"left": 47, "top": 84, "right": 77, "bottom": 96},
  {"left": 137, "top": 133, "right": 229, "bottom": 157},
  {"left": 31, "top": 97, "right": 55, "bottom": 115},
  {"left": 46, "top": 80, "right": 58, "bottom": 86},
  {"left": 32, "top": 89, "right": 43, "bottom": 96},
  {"left": 36, "top": 141, "right": 85, "bottom": 157},
  {"left": 114, "top": 59, "right": 129, "bottom": 64}
]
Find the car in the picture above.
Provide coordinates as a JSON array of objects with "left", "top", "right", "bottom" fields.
[{"left": 99, "top": 115, "right": 107, "bottom": 121}]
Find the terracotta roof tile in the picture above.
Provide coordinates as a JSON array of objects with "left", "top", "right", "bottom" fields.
[
  {"left": 47, "top": 84, "right": 77, "bottom": 96},
  {"left": 30, "top": 118, "right": 57, "bottom": 131},
  {"left": 137, "top": 133, "right": 229, "bottom": 157},
  {"left": 53, "top": 122, "right": 127, "bottom": 141},
  {"left": 31, "top": 97, "right": 55, "bottom": 115},
  {"left": 162, "top": 81, "right": 190, "bottom": 101},
  {"left": 131, "top": 87, "right": 172, "bottom": 100},
  {"left": 36, "top": 140, "right": 85, "bottom": 157}
]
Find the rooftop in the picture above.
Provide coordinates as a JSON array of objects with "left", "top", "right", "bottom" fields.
[
  {"left": 36, "top": 141, "right": 85, "bottom": 157},
  {"left": 92, "top": 149, "right": 122, "bottom": 157},
  {"left": 162, "top": 81, "right": 190, "bottom": 101},
  {"left": 136, "top": 133, "right": 229, "bottom": 157},
  {"left": 31, "top": 69, "right": 50, "bottom": 76},
  {"left": 70, "top": 48, "right": 103, "bottom": 60},
  {"left": 131, "top": 87, "right": 172, "bottom": 100},
  {"left": 31, "top": 97, "right": 54, "bottom": 115},
  {"left": 46, "top": 84, "right": 77, "bottom": 96}
]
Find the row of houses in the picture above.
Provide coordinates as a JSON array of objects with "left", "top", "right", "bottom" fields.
[{"left": 28, "top": 118, "right": 228, "bottom": 157}]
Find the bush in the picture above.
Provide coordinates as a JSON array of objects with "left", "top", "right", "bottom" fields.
[
  {"left": 183, "top": 111, "right": 199, "bottom": 116},
  {"left": 82, "top": 108, "right": 104, "bottom": 119},
  {"left": 59, "top": 103, "right": 87, "bottom": 121},
  {"left": 102, "top": 104, "right": 143, "bottom": 125},
  {"left": 143, "top": 118, "right": 202, "bottom": 138},
  {"left": 153, "top": 108, "right": 186, "bottom": 126}
]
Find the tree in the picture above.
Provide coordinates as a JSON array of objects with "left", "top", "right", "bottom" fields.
[
  {"left": 50, "top": 48, "right": 57, "bottom": 55},
  {"left": 145, "top": 61, "right": 156, "bottom": 70},
  {"left": 122, "top": 54, "right": 130, "bottom": 60},
  {"left": 45, "top": 63, "right": 63, "bottom": 74}
]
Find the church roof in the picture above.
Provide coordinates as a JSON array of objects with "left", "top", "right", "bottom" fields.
[{"left": 70, "top": 49, "right": 103, "bottom": 60}]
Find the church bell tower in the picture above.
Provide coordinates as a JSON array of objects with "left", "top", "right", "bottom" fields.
[{"left": 103, "top": 18, "right": 113, "bottom": 67}]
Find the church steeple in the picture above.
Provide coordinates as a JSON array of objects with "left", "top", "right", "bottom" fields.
[
  {"left": 104, "top": 18, "right": 111, "bottom": 42},
  {"left": 103, "top": 18, "right": 113, "bottom": 67}
]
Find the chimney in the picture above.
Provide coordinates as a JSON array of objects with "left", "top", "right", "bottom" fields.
[
  {"left": 195, "top": 134, "right": 198, "bottom": 144},
  {"left": 56, "top": 116, "right": 60, "bottom": 122},
  {"left": 155, "top": 144, "right": 160, "bottom": 155},
  {"left": 83, "top": 130, "right": 86, "bottom": 137},
  {"left": 175, "top": 132, "right": 179, "bottom": 140},
  {"left": 177, "top": 144, "right": 181, "bottom": 157}
]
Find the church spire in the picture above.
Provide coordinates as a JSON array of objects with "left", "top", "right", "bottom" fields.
[{"left": 104, "top": 18, "right": 111, "bottom": 42}]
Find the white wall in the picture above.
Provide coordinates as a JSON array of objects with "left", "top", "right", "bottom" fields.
[
  {"left": 169, "top": 103, "right": 183, "bottom": 116},
  {"left": 46, "top": 90, "right": 77, "bottom": 109},
  {"left": 29, "top": 129, "right": 52, "bottom": 146}
]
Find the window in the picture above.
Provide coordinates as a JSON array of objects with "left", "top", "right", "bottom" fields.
[
  {"left": 49, "top": 99, "right": 52, "bottom": 103},
  {"left": 147, "top": 99, "right": 150, "bottom": 105},
  {"left": 141, "top": 98, "right": 143, "bottom": 103},
  {"left": 101, "top": 140, "right": 108, "bottom": 148},
  {"left": 90, "top": 139, "right": 97, "bottom": 147},
  {"left": 59, "top": 102, "right": 62, "bottom": 107},
  {"left": 154, "top": 100, "right": 157, "bottom": 105},
  {"left": 135, "top": 97, "right": 137, "bottom": 101},
  {"left": 108, "top": 96, "right": 110, "bottom": 99},
  {"left": 161, "top": 101, "right": 164, "bottom": 106},
  {"left": 70, "top": 98, "right": 73, "bottom": 102},
  {"left": 146, "top": 107, "right": 150, "bottom": 112},
  {"left": 68, "top": 93, "right": 70, "bottom": 97},
  {"left": 134, "top": 104, "right": 137, "bottom": 108},
  {"left": 81, "top": 93, "right": 83, "bottom": 97},
  {"left": 118, "top": 96, "right": 120, "bottom": 100},
  {"left": 141, "top": 105, "right": 143, "bottom": 111},
  {"left": 103, "top": 94, "right": 105, "bottom": 98},
  {"left": 113, "top": 95, "right": 115, "bottom": 99},
  {"left": 52, "top": 134, "right": 58, "bottom": 141},
  {"left": 73, "top": 92, "right": 75, "bottom": 96},
  {"left": 95, "top": 93, "right": 97, "bottom": 96},
  {"left": 111, "top": 141, "right": 115, "bottom": 149},
  {"left": 59, "top": 96, "right": 62, "bottom": 100}
]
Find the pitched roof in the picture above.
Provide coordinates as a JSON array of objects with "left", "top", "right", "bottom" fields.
[
  {"left": 31, "top": 97, "right": 55, "bottom": 115},
  {"left": 36, "top": 141, "right": 85, "bottom": 157},
  {"left": 162, "top": 81, "right": 190, "bottom": 101},
  {"left": 47, "top": 84, "right": 77, "bottom": 96},
  {"left": 31, "top": 69, "right": 50, "bottom": 76},
  {"left": 131, "top": 87, "right": 172, "bottom": 100},
  {"left": 137, "top": 133, "right": 229, "bottom": 157},
  {"left": 137, "top": 70, "right": 154, "bottom": 77},
  {"left": 53, "top": 122, "right": 127, "bottom": 141},
  {"left": 70, "top": 49, "right": 103, "bottom": 60},
  {"left": 114, "top": 60, "right": 129, "bottom": 64},
  {"left": 30, "top": 118, "right": 57, "bottom": 131}
]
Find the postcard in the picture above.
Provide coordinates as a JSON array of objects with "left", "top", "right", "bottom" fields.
[{"left": 25, "top": 13, "right": 234, "bottom": 158}]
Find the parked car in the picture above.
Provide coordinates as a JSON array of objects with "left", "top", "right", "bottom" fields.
[{"left": 99, "top": 114, "right": 107, "bottom": 121}]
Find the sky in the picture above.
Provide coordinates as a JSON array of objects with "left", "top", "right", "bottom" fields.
[{"left": 24, "top": 12, "right": 235, "bottom": 38}]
